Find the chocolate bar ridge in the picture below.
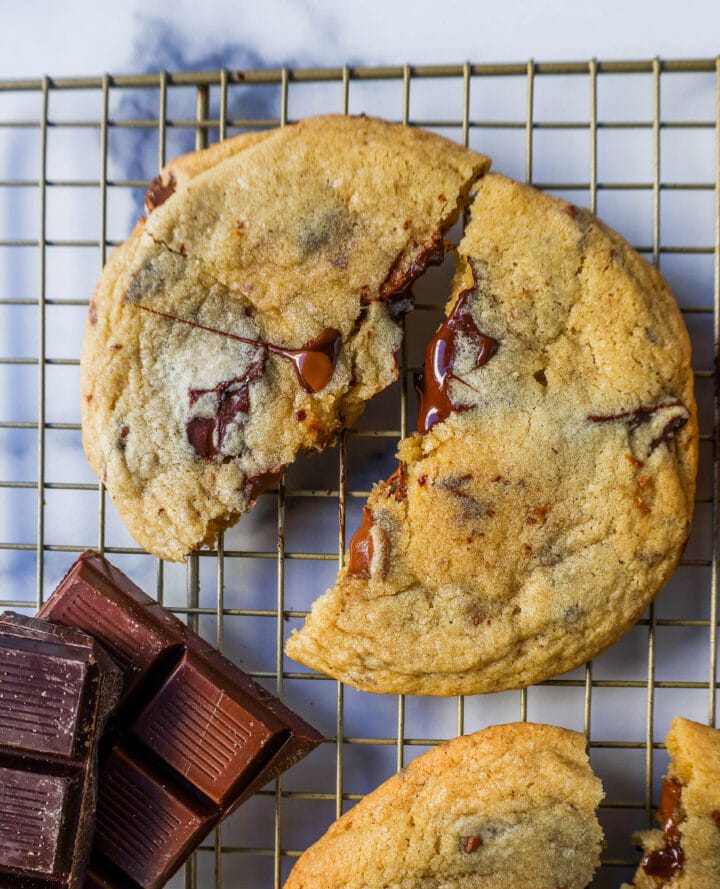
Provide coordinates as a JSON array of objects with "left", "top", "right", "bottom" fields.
[
  {"left": 39, "top": 551, "right": 323, "bottom": 889},
  {"left": 0, "top": 611, "right": 121, "bottom": 889}
]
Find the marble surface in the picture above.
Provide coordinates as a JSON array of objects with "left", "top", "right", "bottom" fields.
[
  {"left": 3, "top": 0, "right": 720, "bottom": 77},
  {"left": 0, "top": 3, "right": 719, "bottom": 887}
]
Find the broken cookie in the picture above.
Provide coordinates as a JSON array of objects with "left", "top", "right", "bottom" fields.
[
  {"left": 286, "top": 173, "right": 697, "bottom": 695},
  {"left": 621, "top": 717, "right": 720, "bottom": 889},
  {"left": 284, "top": 723, "right": 604, "bottom": 889},
  {"left": 82, "top": 115, "right": 488, "bottom": 560}
]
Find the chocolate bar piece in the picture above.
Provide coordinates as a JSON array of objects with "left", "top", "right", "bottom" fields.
[
  {"left": 0, "top": 612, "right": 121, "bottom": 889},
  {"left": 39, "top": 551, "right": 323, "bottom": 889}
]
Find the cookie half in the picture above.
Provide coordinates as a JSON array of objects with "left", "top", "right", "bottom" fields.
[
  {"left": 284, "top": 722, "right": 604, "bottom": 889},
  {"left": 622, "top": 717, "right": 720, "bottom": 889},
  {"left": 82, "top": 116, "right": 489, "bottom": 561},
  {"left": 285, "top": 173, "right": 698, "bottom": 695}
]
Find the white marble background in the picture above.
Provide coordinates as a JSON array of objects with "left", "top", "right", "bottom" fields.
[{"left": 1, "top": 2, "right": 719, "bottom": 887}]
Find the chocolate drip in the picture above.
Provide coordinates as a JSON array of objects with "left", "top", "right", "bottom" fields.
[
  {"left": 273, "top": 327, "right": 343, "bottom": 395},
  {"left": 346, "top": 507, "right": 374, "bottom": 579},
  {"left": 641, "top": 777, "right": 685, "bottom": 880},
  {"left": 144, "top": 172, "right": 177, "bottom": 214},
  {"left": 135, "top": 304, "right": 342, "bottom": 395},
  {"left": 186, "top": 360, "right": 265, "bottom": 461},
  {"left": 415, "top": 267, "right": 498, "bottom": 434}
]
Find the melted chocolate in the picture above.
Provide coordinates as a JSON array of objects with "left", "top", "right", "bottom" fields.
[
  {"left": 587, "top": 401, "right": 684, "bottom": 430},
  {"left": 273, "top": 327, "right": 343, "bottom": 394},
  {"left": 245, "top": 468, "right": 283, "bottom": 502},
  {"left": 346, "top": 507, "right": 374, "bottom": 579},
  {"left": 378, "top": 230, "right": 445, "bottom": 301},
  {"left": 135, "top": 304, "right": 342, "bottom": 395},
  {"left": 659, "top": 777, "right": 683, "bottom": 844},
  {"left": 415, "top": 267, "right": 499, "bottom": 434},
  {"left": 386, "top": 462, "right": 408, "bottom": 502},
  {"left": 589, "top": 401, "right": 689, "bottom": 457},
  {"left": 186, "top": 360, "right": 265, "bottom": 460},
  {"left": 144, "top": 172, "right": 177, "bottom": 214},
  {"left": 641, "top": 777, "right": 685, "bottom": 880}
]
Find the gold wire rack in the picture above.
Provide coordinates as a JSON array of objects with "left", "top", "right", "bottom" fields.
[{"left": 0, "top": 59, "right": 718, "bottom": 888}]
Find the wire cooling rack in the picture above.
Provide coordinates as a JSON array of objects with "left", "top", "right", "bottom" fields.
[{"left": 0, "top": 59, "right": 718, "bottom": 888}]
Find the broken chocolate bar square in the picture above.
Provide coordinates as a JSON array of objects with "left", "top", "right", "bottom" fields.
[
  {"left": 39, "top": 551, "right": 323, "bottom": 889},
  {"left": 0, "top": 611, "right": 121, "bottom": 889}
]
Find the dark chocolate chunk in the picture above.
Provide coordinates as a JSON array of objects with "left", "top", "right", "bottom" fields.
[
  {"left": 130, "top": 649, "right": 279, "bottom": 805},
  {"left": 38, "top": 552, "right": 323, "bottom": 889},
  {"left": 0, "top": 612, "right": 121, "bottom": 889},
  {"left": 93, "top": 746, "right": 213, "bottom": 889},
  {"left": 415, "top": 261, "right": 498, "bottom": 434}
]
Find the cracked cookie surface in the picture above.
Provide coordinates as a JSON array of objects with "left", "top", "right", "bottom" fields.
[
  {"left": 285, "top": 173, "right": 698, "bottom": 695},
  {"left": 622, "top": 718, "right": 720, "bottom": 889},
  {"left": 82, "top": 115, "right": 488, "bottom": 561},
  {"left": 284, "top": 722, "right": 604, "bottom": 889}
]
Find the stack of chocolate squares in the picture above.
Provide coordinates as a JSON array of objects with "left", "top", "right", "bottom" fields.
[{"left": 0, "top": 551, "right": 323, "bottom": 889}]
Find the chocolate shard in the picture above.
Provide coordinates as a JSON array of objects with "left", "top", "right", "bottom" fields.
[
  {"left": 0, "top": 611, "right": 121, "bottom": 889},
  {"left": 38, "top": 551, "right": 323, "bottom": 889}
]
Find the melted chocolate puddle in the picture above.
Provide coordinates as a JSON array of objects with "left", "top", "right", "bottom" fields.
[
  {"left": 135, "top": 304, "right": 342, "bottom": 395},
  {"left": 415, "top": 264, "right": 498, "bottom": 434},
  {"left": 641, "top": 777, "right": 685, "bottom": 880}
]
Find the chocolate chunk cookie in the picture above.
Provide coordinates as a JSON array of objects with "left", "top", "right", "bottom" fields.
[
  {"left": 622, "top": 717, "right": 720, "bottom": 889},
  {"left": 286, "top": 173, "right": 697, "bottom": 695},
  {"left": 284, "top": 722, "right": 604, "bottom": 889},
  {"left": 82, "top": 116, "right": 488, "bottom": 560}
]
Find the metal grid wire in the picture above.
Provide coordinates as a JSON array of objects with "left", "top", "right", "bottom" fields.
[{"left": 0, "top": 59, "right": 718, "bottom": 888}]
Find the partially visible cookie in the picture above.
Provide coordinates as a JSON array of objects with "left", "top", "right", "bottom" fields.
[
  {"left": 286, "top": 173, "right": 698, "bottom": 695},
  {"left": 83, "top": 116, "right": 488, "bottom": 560},
  {"left": 622, "top": 717, "right": 720, "bottom": 889},
  {"left": 284, "top": 722, "right": 604, "bottom": 889}
]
